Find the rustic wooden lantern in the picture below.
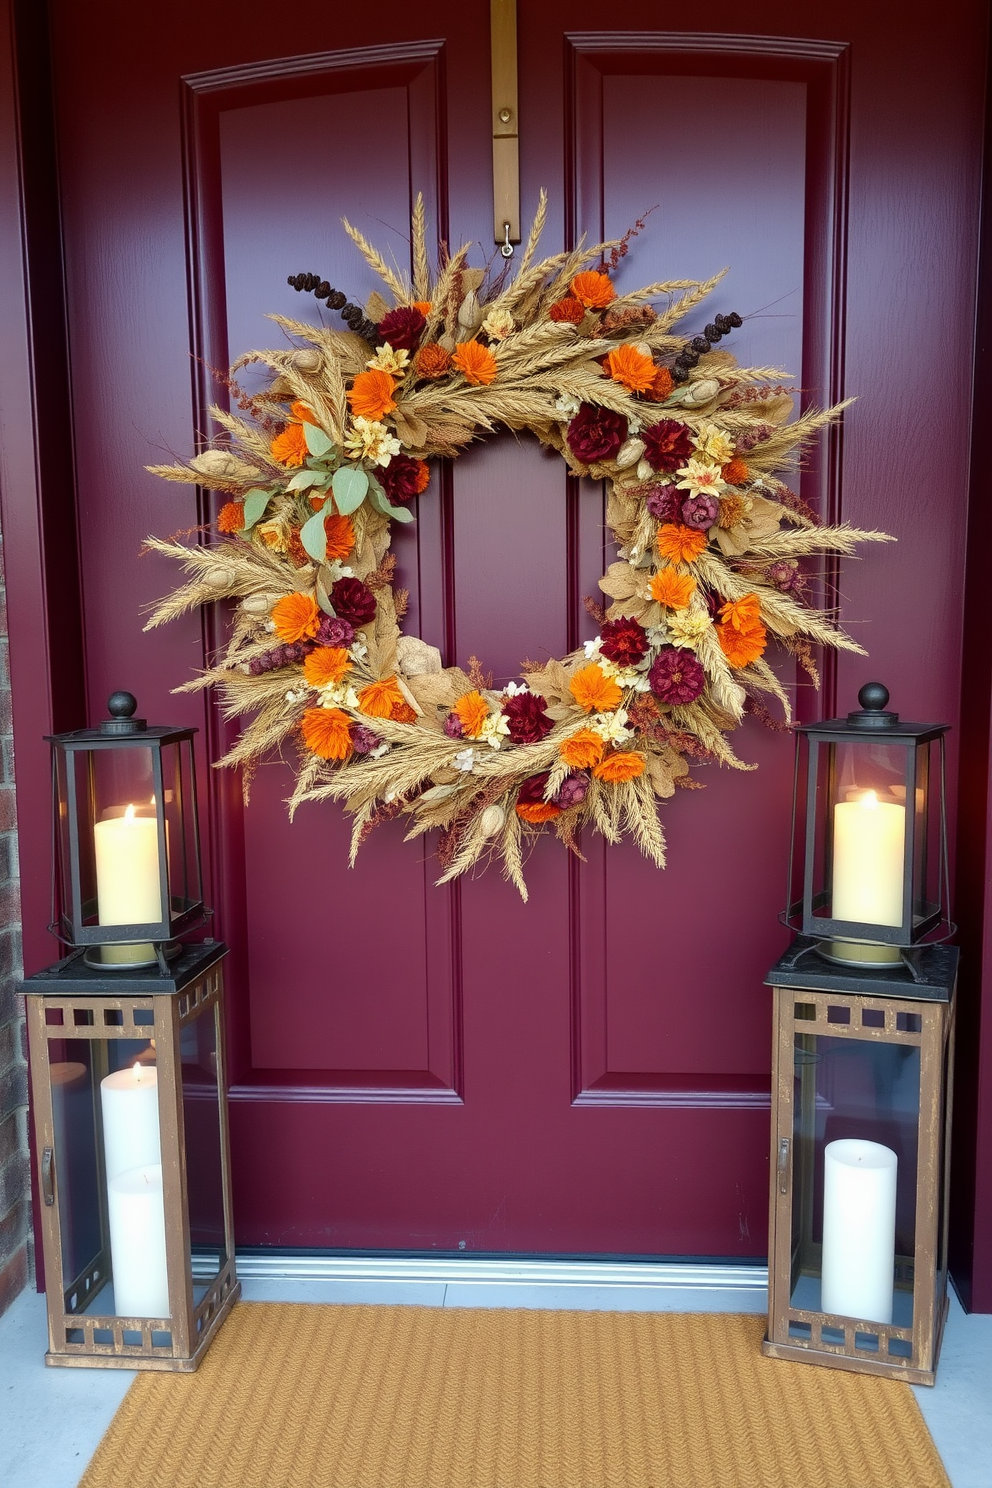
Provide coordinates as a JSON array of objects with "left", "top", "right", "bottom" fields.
[
  {"left": 23, "top": 941, "right": 239, "bottom": 1370},
  {"left": 762, "top": 939, "right": 956, "bottom": 1384},
  {"left": 48, "top": 690, "right": 205, "bottom": 972},
  {"left": 783, "top": 682, "right": 952, "bottom": 969}
]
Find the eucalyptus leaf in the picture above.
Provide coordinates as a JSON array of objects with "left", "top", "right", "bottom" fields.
[
  {"left": 303, "top": 422, "right": 333, "bottom": 458},
  {"left": 331, "top": 465, "right": 369, "bottom": 515},
  {"left": 368, "top": 484, "right": 416, "bottom": 524},
  {"left": 287, "top": 469, "right": 321, "bottom": 491},
  {"left": 315, "top": 568, "right": 336, "bottom": 616},
  {"left": 300, "top": 507, "right": 328, "bottom": 563},
  {"left": 241, "top": 488, "right": 272, "bottom": 530}
]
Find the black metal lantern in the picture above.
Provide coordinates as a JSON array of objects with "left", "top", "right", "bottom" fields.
[
  {"left": 48, "top": 692, "right": 206, "bottom": 972},
  {"left": 783, "top": 683, "right": 952, "bottom": 971}
]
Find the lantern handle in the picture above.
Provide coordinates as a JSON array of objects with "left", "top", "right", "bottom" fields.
[{"left": 41, "top": 1146, "right": 55, "bottom": 1206}]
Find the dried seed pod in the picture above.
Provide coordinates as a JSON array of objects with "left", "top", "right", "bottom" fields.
[
  {"left": 189, "top": 449, "right": 258, "bottom": 482},
  {"left": 289, "top": 348, "right": 323, "bottom": 374},
  {"left": 327, "top": 290, "right": 346, "bottom": 310},
  {"left": 636, "top": 458, "right": 655, "bottom": 481},
  {"left": 704, "top": 323, "right": 721, "bottom": 342},
  {"left": 240, "top": 592, "right": 282, "bottom": 616},
  {"left": 690, "top": 335, "right": 711, "bottom": 354},
  {"left": 480, "top": 805, "right": 505, "bottom": 837},
  {"left": 727, "top": 311, "right": 743, "bottom": 328},
  {"left": 615, "top": 437, "right": 647, "bottom": 470},
  {"left": 457, "top": 290, "right": 483, "bottom": 331},
  {"left": 202, "top": 565, "right": 236, "bottom": 589},
  {"left": 681, "top": 378, "right": 722, "bottom": 407}
]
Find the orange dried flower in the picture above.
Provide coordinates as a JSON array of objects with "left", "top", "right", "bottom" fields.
[
  {"left": 656, "top": 524, "right": 708, "bottom": 565},
  {"left": 392, "top": 701, "right": 418, "bottom": 724},
  {"left": 358, "top": 676, "right": 408, "bottom": 720},
  {"left": 270, "top": 422, "right": 308, "bottom": 467},
  {"left": 452, "top": 340, "right": 498, "bottom": 386},
  {"left": 303, "top": 647, "right": 350, "bottom": 689},
  {"left": 271, "top": 592, "right": 321, "bottom": 643},
  {"left": 454, "top": 690, "right": 490, "bottom": 738},
  {"left": 411, "top": 460, "right": 430, "bottom": 494},
  {"left": 516, "top": 801, "right": 562, "bottom": 824},
  {"left": 604, "top": 344, "right": 658, "bottom": 395},
  {"left": 570, "top": 271, "right": 616, "bottom": 309},
  {"left": 290, "top": 401, "right": 317, "bottom": 424},
  {"left": 347, "top": 369, "right": 397, "bottom": 421},
  {"left": 649, "top": 567, "right": 696, "bottom": 609},
  {"left": 722, "top": 457, "right": 750, "bottom": 486},
  {"left": 549, "top": 297, "right": 586, "bottom": 324},
  {"left": 415, "top": 343, "right": 451, "bottom": 379},
  {"left": 718, "top": 618, "right": 767, "bottom": 668},
  {"left": 719, "top": 593, "right": 763, "bottom": 631},
  {"left": 559, "top": 728, "right": 605, "bottom": 770},
  {"left": 413, "top": 301, "right": 432, "bottom": 316},
  {"left": 645, "top": 367, "right": 674, "bottom": 402},
  {"left": 593, "top": 751, "right": 646, "bottom": 783},
  {"left": 569, "top": 664, "right": 623, "bottom": 714},
  {"left": 217, "top": 502, "right": 244, "bottom": 534},
  {"left": 301, "top": 707, "right": 352, "bottom": 761},
  {"left": 323, "top": 512, "right": 355, "bottom": 561}
]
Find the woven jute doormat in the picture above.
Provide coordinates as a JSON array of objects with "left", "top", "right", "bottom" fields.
[{"left": 79, "top": 1302, "right": 949, "bottom": 1488}]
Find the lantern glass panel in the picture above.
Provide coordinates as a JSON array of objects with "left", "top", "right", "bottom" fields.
[
  {"left": 911, "top": 743, "right": 941, "bottom": 927},
  {"left": 790, "top": 1024, "right": 920, "bottom": 1332},
  {"left": 165, "top": 740, "right": 201, "bottom": 921},
  {"left": 808, "top": 739, "right": 912, "bottom": 931},
  {"left": 180, "top": 1004, "right": 226, "bottom": 1301},
  {"left": 69, "top": 746, "right": 165, "bottom": 953}
]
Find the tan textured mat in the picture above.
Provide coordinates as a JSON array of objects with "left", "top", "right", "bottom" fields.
[{"left": 79, "top": 1302, "right": 949, "bottom": 1488}]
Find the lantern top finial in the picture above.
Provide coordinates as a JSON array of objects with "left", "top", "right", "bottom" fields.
[
  {"left": 847, "top": 681, "right": 898, "bottom": 729},
  {"left": 101, "top": 691, "right": 147, "bottom": 736}
]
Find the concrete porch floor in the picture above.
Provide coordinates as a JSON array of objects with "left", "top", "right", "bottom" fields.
[{"left": 2, "top": 1260, "right": 990, "bottom": 1487}]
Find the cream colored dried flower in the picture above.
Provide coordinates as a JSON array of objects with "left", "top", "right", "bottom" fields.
[
  {"left": 366, "top": 342, "right": 410, "bottom": 377},
  {"left": 667, "top": 611, "right": 712, "bottom": 649},
  {"left": 675, "top": 459, "right": 723, "bottom": 497},
  {"left": 481, "top": 307, "right": 516, "bottom": 341},
  {"left": 692, "top": 421, "right": 735, "bottom": 465},
  {"left": 343, "top": 417, "right": 401, "bottom": 467}
]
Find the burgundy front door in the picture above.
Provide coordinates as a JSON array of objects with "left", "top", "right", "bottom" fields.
[{"left": 30, "top": 0, "right": 984, "bottom": 1253}]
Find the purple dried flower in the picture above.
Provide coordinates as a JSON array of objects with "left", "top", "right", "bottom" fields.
[
  {"left": 553, "top": 772, "right": 589, "bottom": 808},
  {"left": 767, "top": 560, "right": 802, "bottom": 594},
  {"left": 645, "top": 485, "right": 682, "bottom": 522},
  {"left": 350, "top": 724, "right": 383, "bottom": 755},
  {"left": 443, "top": 712, "right": 465, "bottom": 739},
  {"left": 315, "top": 614, "right": 355, "bottom": 648},
  {"left": 681, "top": 493, "right": 719, "bottom": 530}
]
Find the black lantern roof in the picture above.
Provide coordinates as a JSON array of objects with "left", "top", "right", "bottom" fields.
[
  {"left": 793, "top": 682, "right": 949, "bottom": 743},
  {"left": 46, "top": 691, "right": 196, "bottom": 749}
]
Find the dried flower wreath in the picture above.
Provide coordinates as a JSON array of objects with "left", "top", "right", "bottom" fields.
[{"left": 146, "top": 193, "right": 890, "bottom": 898}]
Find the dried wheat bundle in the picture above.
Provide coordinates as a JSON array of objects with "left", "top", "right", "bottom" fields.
[{"left": 146, "top": 193, "right": 891, "bottom": 899}]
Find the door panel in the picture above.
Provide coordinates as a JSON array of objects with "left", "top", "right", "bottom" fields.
[{"left": 39, "top": 0, "right": 985, "bottom": 1253}]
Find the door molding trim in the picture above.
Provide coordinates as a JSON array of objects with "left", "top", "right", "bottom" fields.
[{"left": 226, "top": 1251, "right": 768, "bottom": 1292}]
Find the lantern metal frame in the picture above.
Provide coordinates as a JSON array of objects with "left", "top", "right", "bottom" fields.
[
  {"left": 762, "top": 938, "right": 956, "bottom": 1385},
  {"left": 782, "top": 683, "right": 953, "bottom": 969},
  {"left": 47, "top": 692, "right": 207, "bottom": 970},
  {"left": 23, "top": 940, "right": 240, "bottom": 1371}
]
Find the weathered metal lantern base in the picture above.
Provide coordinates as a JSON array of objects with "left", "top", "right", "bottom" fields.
[
  {"left": 762, "top": 938, "right": 956, "bottom": 1386},
  {"left": 24, "top": 941, "right": 240, "bottom": 1371}
]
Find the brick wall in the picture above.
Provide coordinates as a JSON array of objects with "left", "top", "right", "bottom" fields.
[{"left": 0, "top": 521, "right": 28, "bottom": 1318}]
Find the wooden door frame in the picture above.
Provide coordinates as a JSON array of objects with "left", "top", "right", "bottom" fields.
[{"left": 3, "top": 0, "right": 992, "bottom": 1306}]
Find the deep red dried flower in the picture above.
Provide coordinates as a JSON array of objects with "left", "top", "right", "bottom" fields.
[
  {"left": 599, "top": 616, "right": 649, "bottom": 667},
  {"left": 377, "top": 306, "right": 427, "bottom": 352},
  {"left": 330, "top": 577, "right": 377, "bottom": 626},
  {"left": 379, "top": 454, "right": 430, "bottom": 505},
  {"left": 567, "top": 403, "right": 628, "bottom": 463},
  {"left": 501, "top": 691, "right": 554, "bottom": 744},
  {"left": 648, "top": 646, "right": 707, "bottom": 706},
  {"left": 515, "top": 772, "right": 561, "bottom": 822},
  {"left": 642, "top": 418, "right": 693, "bottom": 473}
]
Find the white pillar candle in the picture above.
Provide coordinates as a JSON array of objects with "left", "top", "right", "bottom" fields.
[
  {"left": 821, "top": 1138, "right": 898, "bottom": 1324},
  {"left": 100, "top": 1063, "right": 161, "bottom": 1182},
  {"left": 832, "top": 790, "right": 905, "bottom": 925},
  {"left": 93, "top": 804, "right": 163, "bottom": 963},
  {"left": 106, "top": 1164, "right": 170, "bottom": 1318}
]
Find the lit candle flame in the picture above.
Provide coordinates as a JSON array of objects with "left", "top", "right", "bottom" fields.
[
  {"left": 859, "top": 790, "right": 879, "bottom": 810},
  {"left": 124, "top": 803, "right": 136, "bottom": 824},
  {"left": 132, "top": 1062, "right": 142, "bottom": 1081}
]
